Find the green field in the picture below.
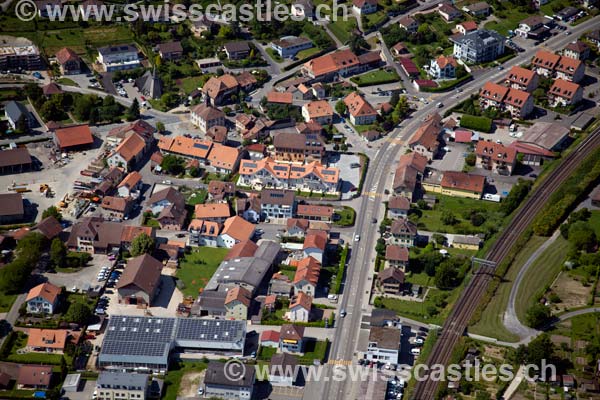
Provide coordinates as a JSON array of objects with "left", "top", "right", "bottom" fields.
[
  {"left": 177, "top": 76, "right": 211, "bottom": 95},
  {"left": 297, "top": 340, "right": 329, "bottom": 365},
  {"left": 334, "top": 206, "right": 356, "bottom": 227},
  {"left": 350, "top": 69, "right": 400, "bottom": 87},
  {"left": 176, "top": 247, "right": 229, "bottom": 297},
  {"left": 328, "top": 16, "right": 358, "bottom": 44},
  {"left": 296, "top": 46, "right": 321, "bottom": 59},
  {"left": 0, "top": 293, "right": 17, "bottom": 313},
  {"left": 484, "top": 9, "right": 531, "bottom": 36},
  {"left": 588, "top": 211, "right": 600, "bottom": 237},
  {"left": 413, "top": 195, "right": 503, "bottom": 235},
  {"left": 377, "top": 286, "right": 464, "bottom": 326},
  {"left": 57, "top": 78, "right": 79, "bottom": 87},
  {"left": 1, "top": 25, "right": 134, "bottom": 56},
  {"left": 469, "top": 235, "right": 547, "bottom": 342},
  {"left": 163, "top": 361, "right": 208, "bottom": 400},
  {"left": 265, "top": 48, "right": 284, "bottom": 63},
  {"left": 515, "top": 236, "right": 570, "bottom": 322}
]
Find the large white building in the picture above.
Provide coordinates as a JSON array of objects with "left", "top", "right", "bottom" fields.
[
  {"left": 97, "top": 44, "right": 140, "bottom": 72},
  {"left": 451, "top": 29, "right": 505, "bottom": 64},
  {"left": 365, "top": 327, "right": 401, "bottom": 364}
]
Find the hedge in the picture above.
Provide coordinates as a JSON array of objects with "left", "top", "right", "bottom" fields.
[
  {"left": 459, "top": 114, "right": 492, "bottom": 133},
  {"left": 331, "top": 244, "right": 349, "bottom": 294}
]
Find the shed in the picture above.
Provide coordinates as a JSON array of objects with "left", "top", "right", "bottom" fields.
[{"left": 62, "top": 373, "right": 81, "bottom": 392}]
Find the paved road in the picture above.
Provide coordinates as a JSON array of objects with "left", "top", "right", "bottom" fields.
[
  {"left": 0, "top": 294, "right": 26, "bottom": 351},
  {"left": 503, "top": 230, "right": 560, "bottom": 340},
  {"left": 313, "top": 15, "right": 600, "bottom": 400}
]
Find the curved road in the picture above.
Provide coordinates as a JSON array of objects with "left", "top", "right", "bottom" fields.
[{"left": 503, "top": 230, "right": 560, "bottom": 340}]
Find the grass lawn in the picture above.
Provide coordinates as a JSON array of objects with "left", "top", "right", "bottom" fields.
[
  {"left": 11, "top": 26, "right": 134, "bottom": 55},
  {"left": 404, "top": 271, "right": 434, "bottom": 287},
  {"left": 377, "top": 286, "right": 463, "bottom": 326},
  {"left": 297, "top": 340, "right": 329, "bottom": 365},
  {"left": 0, "top": 292, "right": 17, "bottom": 313},
  {"left": 3, "top": 332, "right": 67, "bottom": 365},
  {"left": 469, "top": 235, "right": 547, "bottom": 342},
  {"left": 588, "top": 211, "right": 600, "bottom": 237},
  {"left": 515, "top": 236, "right": 570, "bottom": 322},
  {"left": 412, "top": 195, "right": 503, "bottom": 235},
  {"left": 183, "top": 189, "right": 208, "bottom": 206},
  {"left": 296, "top": 46, "right": 321, "bottom": 60},
  {"left": 257, "top": 346, "right": 277, "bottom": 361},
  {"left": 364, "top": 10, "right": 388, "bottom": 26},
  {"left": 163, "top": 361, "right": 208, "bottom": 400},
  {"left": 177, "top": 76, "right": 210, "bottom": 95},
  {"left": 265, "top": 48, "right": 284, "bottom": 64},
  {"left": 328, "top": 16, "right": 357, "bottom": 44},
  {"left": 350, "top": 69, "right": 400, "bottom": 86},
  {"left": 57, "top": 78, "right": 79, "bottom": 87},
  {"left": 176, "top": 247, "right": 229, "bottom": 297},
  {"left": 552, "top": 313, "right": 600, "bottom": 342},
  {"left": 484, "top": 9, "right": 532, "bottom": 36},
  {"left": 334, "top": 206, "right": 356, "bottom": 227}
]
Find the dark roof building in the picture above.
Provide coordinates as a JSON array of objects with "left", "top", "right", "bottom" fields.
[
  {"left": 0, "top": 147, "right": 32, "bottom": 174},
  {"left": 116, "top": 254, "right": 162, "bottom": 306},
  {"left": 0, "top": 193, "right": 24, "bottom": 223}
]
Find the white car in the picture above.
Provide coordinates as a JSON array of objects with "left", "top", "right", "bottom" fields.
[
  {"left": 415, "top": 336, "right": 425, "bottom": 345},
  {"left": 354, "top": 234, "right": 360, "bottom": 242},
  {"left": 410, "top": 347, "right": 421, "bottom": 355}
]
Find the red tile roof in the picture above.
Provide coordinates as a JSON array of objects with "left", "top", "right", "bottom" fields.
[{"left": 54, "top": 125, "right": 93, "bottom": 149}]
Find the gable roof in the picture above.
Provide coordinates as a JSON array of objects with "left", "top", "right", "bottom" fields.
[
  {"left": 0, "top": 193, "right": 24, "bottom": 217},
  {"left": 504, "top": 88, "right": 532, "bottom": 109},
  {"left": 118, "top": 171, "right": 142, "bottom": 189},
  {"left": 385, "top": 245, "right": 409, "bottom": 262},
  {"left": 279, "top": 324, "right": 305, "bottom": 341},
  {"left": 26, "top": 282, "right": 61, "bottom": 304},
  {"left": 290, "top": 291, "right": 312, "bottom": 310},
  {"left": 221, "top": 216, "right": 255, "bottom": 242},
  {"left": 531, "top": 49, "right": 561, "bottom": 70},
  {"left": 506, "top": 65, "right": 536, "bottom": 86},
  {"left": 476, "top": 141, "right": 517, "bottom": 164},
  {"left": 55, "top": 47, "right": 80, "bottom": 65},
  {"left": 194, "top": 203, "right": 231, "bottom": 220},
  {"left": 267, "top": 91, "right": 293, "bottom": 104},
  {"left": 480, "top": 81, "right": 509, "bottom": 102},
  {"left": 344, "top": 92, "right": 377, "bottom": 118},
  {"left": 34, "top": 216, "right": 63, "bottom": 239},
  {"left": 388, "top": 196, "right": 410, "bottom": 210},
  {"left": 549, "top": 78, "right": 581, "bottom": 100},
  {"left": 441, "top": 171, "right": 485, "bottom": 193},
  {"left": 26, "top": 329, "right": 68, "bottom": 350},
  {"left": 293, "top": 256, "right": 321, "bottom": 285},
  {"left": 408, "top": 113, "right": 442, "bottom": 150},
  {"left": 54, "top": 125, "right": 94, "bottom": 149},
  {"left": 224, "top": 240, "right": 259, "bottom": 261},
  {"left": 224, "top": 286, "right": 251, "bottom": 307},
  {"left": 116, "top": 254, "right": 162, "bottom": 294},
  {"left": 303, "top": 231, "right": 327, "bottom": 250},
  {"left": 378, "top": 267, "right": 405, "bottom": 283},
  {"left": 303, "top": 49, "right": 359, "bottom": 77},
  {"left": 207, "top": 143, "right": 240, "bottom": 171}
]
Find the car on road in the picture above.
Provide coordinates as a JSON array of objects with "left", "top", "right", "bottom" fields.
[
  {"left": 340, "top": 309, "right": 347, "bottom": 318},
  {"left": 354, "top": 234, "right": 360, "bottom": 242},
  {"left": 372, "top": 218, "right": 377, "bottom": 223},
  {"left": 436, "top": 102, "right": 443, "bottom": 108},
  {"left": 565, "top": 31, "right": 571, "bottom": 35},
  {"left": 328, "top": 294, "right": 338, "bottom": 301}
]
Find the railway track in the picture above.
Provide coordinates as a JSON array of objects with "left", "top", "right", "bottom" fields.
[{"left": 411, "top": 126, "right": 600, "bottom": 399}]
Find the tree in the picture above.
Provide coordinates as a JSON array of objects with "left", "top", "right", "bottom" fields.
[
  {"left": 65, "top": 302, "right": 92, "bottom": 325},
  {"left": 525, "top": 303, "right": 551, "bottom": 329},
  {"left": 441, "top": 211, "right": 458, "bottom": 226},
  {"left": 465, "top": 152, "right": 476, "bottom": 166},
  {"left": 126, "top": 98, "right": 141, "bottom": 121},
  {"left": 389, "top": 92, "right": 400, "bottom": 107},
  {"left": 24, "top": 83, "right": 43, "bottom": 101},
  {"left": 130, "top": 233, "right": 155, "bottom": 257},
  {"left": 39, "top": 99, "right": 65, "bottom": 122},
  {"left": 431, "top": 233, "right": 447, "bottom": 246},
  {"left": 524, "top": 334, "right": 554, "bottom": 368},
  {"left": 434, "top": 262, "right": 458, "bottom": 290},
  {"left": 156, "top": 121, "right": 165, "bottom": 133},
  {"left": 568, "top": 221, "right": 597, "bottom": 252},
  {"left": 335, "top": 100, "right": 347, "bottom": 116},
  {"left": 42, "top": 206, "right": 62, "bottom": 221},
  {"left": 160, "top": 154, "right": 185, "bottom": 175},
  {"left": 349, "top": 35, "right": 368, "bottom": 54},
  {"left": 470, "top": 212, "right": 485, "bottom": 227},
  {"left": 50, "top": 238, "right": 67, "bottom": 268}
]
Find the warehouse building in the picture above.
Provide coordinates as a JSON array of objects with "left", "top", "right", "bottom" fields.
[{"left": 98, "top": 316, "right": 246, "bottom": 372}]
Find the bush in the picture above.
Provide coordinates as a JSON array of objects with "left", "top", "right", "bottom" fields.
[{"left": 460, "top": 115, "right": 492, "bottom": 133}]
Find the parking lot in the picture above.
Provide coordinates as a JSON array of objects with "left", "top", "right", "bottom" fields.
[
  {"left": 43, "top": 254, "right": 112, "bottom": 292},
  {"left": 329, "top": 153, "right": 362, "bottom": 199}
]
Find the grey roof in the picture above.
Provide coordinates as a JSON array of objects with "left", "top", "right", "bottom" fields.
[
  {"left": 205, "top": 361, "right": 255, "bottom": 387},
  {"left": 224, "top": 41, "right": 250, "bottom": 53},
  {"left": 205, "top": 240, "right": 280, "bottom": 292},
  {"left": 62, "top": 373, "right": 81, "bottom": 389},
  {"left": 369, "top": 327, "right": 401, "bottom": 350},
  {"left": 98, "top": 44, "right": 137, "bottom": 56},
  {"left": 97, "top": 372, "right": 147, "bottom": 390},
  {"left": 369, "top": 308, "right": 398, "bottom": 327},
  {"left": 135, "top": 69, "right": 163, "bottom": 100},
  {"left": 450, "top": 29, "right": 504, "bottom": 48},
  {"left": 98, "top": 316, "right": 246, "bottom": 367},
  {"left": 4, "top": 101, "right": 29, "bottom": 123},
  {"left": 521, "top": 122, "right": 570, "bottom": 151},
  {"left": 195, "top": 290, "right": 226, "bottom": 314},
  {"left": 261, "top": 189, "right": 295, "bottom": 207}
]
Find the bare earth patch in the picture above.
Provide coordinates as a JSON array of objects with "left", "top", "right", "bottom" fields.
[
  {"left": 483, "top": 345, "right": 504, "bottom": 360},
  {"left": 549, "top": 272, "right": 591, "bottom": 313},
  {"left": 179, "top": 371, "right": 205, "bottom": 398}
]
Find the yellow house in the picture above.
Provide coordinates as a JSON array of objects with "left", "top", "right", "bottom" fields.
[
  {"left": 452, "top": 235, "right": 482, "bottom": 250},
  {"left": 423, "top": 171, "right": 485, "bottom": 200}
]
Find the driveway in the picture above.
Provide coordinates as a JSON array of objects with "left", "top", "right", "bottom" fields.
[{"left": 44, "top": 254, "right": 111, "bottom": 291}]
